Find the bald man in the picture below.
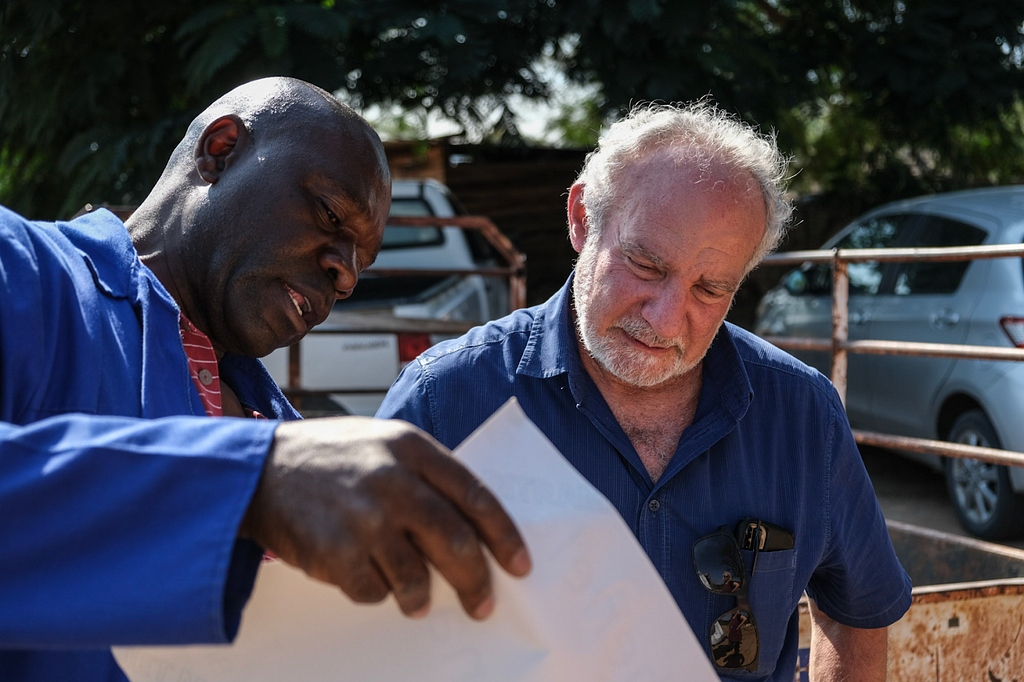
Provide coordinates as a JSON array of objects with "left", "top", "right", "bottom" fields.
[{"left": 0, "top": 78, "right": 529, "bottom": 682}]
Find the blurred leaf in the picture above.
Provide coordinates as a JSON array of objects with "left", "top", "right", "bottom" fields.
[
  {"left": 181, "top": 15, "right": 257, "bottom": 91},
  {"left": 628, "top": 0, "right": 664, "bottom": 22},
  {"left": 258, "top": 8, "right": 289, "bottom": 58},
  {"left": 287, "top": 3, "right": 350, "bottom": 41}
]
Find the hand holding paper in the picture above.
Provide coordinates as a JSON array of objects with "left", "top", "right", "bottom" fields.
[
  {"left": 115, "top": 400, "right": 718, "bottom": 682},
  {"left": 240, "top": 415, "right": 531, "bottom": 618}
]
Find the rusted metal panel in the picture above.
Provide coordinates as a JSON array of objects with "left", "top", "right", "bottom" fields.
[
  {"left": 795, "top": 582, "right": 1024, "bottom": 682},
  {"left": 795, "top": 523, "right": 1024, "bottom": 681},
  {"left": 888, "top": 582, "right": 1024, "bottom": 682}
]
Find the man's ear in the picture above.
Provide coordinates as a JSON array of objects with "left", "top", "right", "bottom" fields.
[
  {"left": 194, "top": 114, "right": 249, "bottom": 183},
  {"left": 567, "top": 182, "right": 590, "bottom": 254}
]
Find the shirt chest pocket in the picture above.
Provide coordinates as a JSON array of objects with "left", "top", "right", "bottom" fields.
[{"left": 735, "top": 547, "right": 798, "bottom": 679}]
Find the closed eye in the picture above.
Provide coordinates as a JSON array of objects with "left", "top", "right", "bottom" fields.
[
  {"left": 696, "top": 283, "right": 733, "bottom": 301},
  {"left": 320, "top": 198, "right": 342, "bottom": 229},
  {"left": 627, "top": 256, "right": 660, "bottom": 277},
  {"left": 631, "top": 258, "right": 652, "bottom": 269}
]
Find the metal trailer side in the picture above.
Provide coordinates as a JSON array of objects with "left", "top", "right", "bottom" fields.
[{"left": 796, "top": 520, "right": 1024, "bottom": 681}]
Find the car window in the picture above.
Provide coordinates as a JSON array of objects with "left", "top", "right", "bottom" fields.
[
  {"left": 892, "top": 216, "right": 986, "bottom": 295},
  {"left": 802, "top": 214, "right": 911, "bottom": 295},
  {"left": 382, "top": 198, "right": 444, "bottom": 249}
]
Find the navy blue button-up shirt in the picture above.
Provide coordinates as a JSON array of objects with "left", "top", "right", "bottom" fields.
[{"left": 378, "top": 276, "right": 911, "bottom": 681}]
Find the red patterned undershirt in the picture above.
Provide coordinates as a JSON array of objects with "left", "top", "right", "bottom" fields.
[
  {"left": 179, "top": 313, "right": 269, "bottom": 421},
  {"left": 179, "top": 313, "right": 223, "bottom": 417}
]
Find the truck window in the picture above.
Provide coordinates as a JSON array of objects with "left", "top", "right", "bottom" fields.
[{"left": 382, "top": 198, "right": 444, "bottom": 249}]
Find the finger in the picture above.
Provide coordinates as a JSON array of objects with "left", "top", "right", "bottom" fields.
[
  {"left": 320, "top": 557, "right": 391, "bottom": 605},
  {"left": 402, "top": 484, "right": 495, "bottom": 619},
  {"left": 410, "top": 447, "right": 532, "bottom": 578},
  {"left": 371, "top": 535, "right": 433, "bottom": 618}
]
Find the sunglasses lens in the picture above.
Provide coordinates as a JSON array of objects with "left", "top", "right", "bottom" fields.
[
  {"left": 692, "top": 534, "right": 745, "bottom": 593},
  {"left": 709, "top": 607, "right": 759, "bottom": 670}
]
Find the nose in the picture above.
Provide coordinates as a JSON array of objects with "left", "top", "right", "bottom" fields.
[
  {"left": 641, "top": 287, "right": 688, "bottom": 340},
  {"left": 320, "top": 246, "right": 359, "bottom": 299}
]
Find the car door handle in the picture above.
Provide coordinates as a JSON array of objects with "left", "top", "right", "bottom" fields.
[
  {"left": 850, "top": 310, "right": 871, "bottom": 325},
  {"left": 930, "top": 309, "right": 961, "bottom": 329}
]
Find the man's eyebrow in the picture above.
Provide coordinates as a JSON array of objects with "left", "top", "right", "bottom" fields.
[
  {"left": 698, "top": 276, "right": 740, "bottom": 294},
  {"left": 620, "top": 239, "right": 668, "bottom": 269},
  {"left": 323, "top": 188, "right": 369, "bottom": 221}
]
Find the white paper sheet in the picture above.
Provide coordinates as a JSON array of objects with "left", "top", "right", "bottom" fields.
[{"left": 115, "top": 399, "right": 717, "bottom": 682}]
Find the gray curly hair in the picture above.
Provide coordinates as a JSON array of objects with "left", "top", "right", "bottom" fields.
[{"left": 575, "top": 100, "right": 793, "bottom": 269}]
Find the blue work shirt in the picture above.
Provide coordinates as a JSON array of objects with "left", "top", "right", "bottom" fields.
[
  {"left": 0, "top": 207, "right": 294, "bottom": 681},
  {"left": 378, "top": 276, "right": 912, "bottom": 681}
]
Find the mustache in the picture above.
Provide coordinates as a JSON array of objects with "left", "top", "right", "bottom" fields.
[{"left": 616, "top": 317, "right": 681, "bottom": 351}]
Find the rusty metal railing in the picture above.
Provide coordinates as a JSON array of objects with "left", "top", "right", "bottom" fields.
[
  {"left": 759, "top": 243, "right": 1024, "bottom": 468},
  {"left": 285, "top": 215, "right": 526, "bottom": 404}
]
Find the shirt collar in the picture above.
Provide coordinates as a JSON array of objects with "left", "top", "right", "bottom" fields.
[
  {"left": 516, "top": 275, "right": 578, "bottom": 379},
  {"left": 699, "top": 322, "right": 754, "bottom": 422},
  {"left": 516, "top": 273, "right": 753, "bottom": 421},
  {"left": 58, "top": 208, "right": 140, "bottom": 299}
]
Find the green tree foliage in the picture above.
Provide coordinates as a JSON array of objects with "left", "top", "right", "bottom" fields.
[
  {"left": 0, "top": 0, "right": 557, "bottom": 217},
  {"left": 1, "top": 0, "right": 1022, "bottom": 218},
  {"left": 559, "top": 0, "right": 1024, "bottom": 207}
]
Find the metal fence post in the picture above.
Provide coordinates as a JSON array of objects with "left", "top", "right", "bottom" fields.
[{"left": 831, "top": 249, "right": 849, "bottom": 406}]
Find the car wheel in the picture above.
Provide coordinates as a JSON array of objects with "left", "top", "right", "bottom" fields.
[{"left": 944, "top": 410, "right": 1024, "bottom": 541}]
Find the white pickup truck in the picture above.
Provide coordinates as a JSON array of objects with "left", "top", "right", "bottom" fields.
[{"left": 262, "top": 179, "right": 519, "bottom": 416}]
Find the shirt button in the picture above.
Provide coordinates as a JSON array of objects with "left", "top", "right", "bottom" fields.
[
  {"left": 648, "top": 499, "right": 661, "bottom": 512},
  {"left": 198, "top": 369, "right": 214, "bottom": 386}
]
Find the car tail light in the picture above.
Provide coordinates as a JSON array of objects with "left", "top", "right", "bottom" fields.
[
  {"left": 397, "top": 333, "right": 432, "bottom": 363},
  {"left": 999, "top": 317, "right": 1024, "bottom": 347}
]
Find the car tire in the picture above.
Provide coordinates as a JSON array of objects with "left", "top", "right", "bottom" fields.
[{"left": 944, "top": 409, "right": 1024, "bottom": 541}]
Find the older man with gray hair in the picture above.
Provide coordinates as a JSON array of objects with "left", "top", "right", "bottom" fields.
[{"left": 378, "top": 101, "right": 911, "bottom": 681}]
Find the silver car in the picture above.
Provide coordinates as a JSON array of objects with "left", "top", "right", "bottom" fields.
[{"left": 754, "top": 186, "right": 1024, "bottom": 540}]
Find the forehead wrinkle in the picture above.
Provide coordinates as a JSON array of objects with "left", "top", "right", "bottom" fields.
[
  {"left": 312, "top": 174, "right": 369, "bottom": 219},
  {"left": 314, "top": 176, "right": 385, "bottom": 234}
]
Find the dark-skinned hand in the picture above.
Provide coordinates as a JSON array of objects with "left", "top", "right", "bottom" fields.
[{"left": 238, "top": 417, "right": 531, "bottom": 619}]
